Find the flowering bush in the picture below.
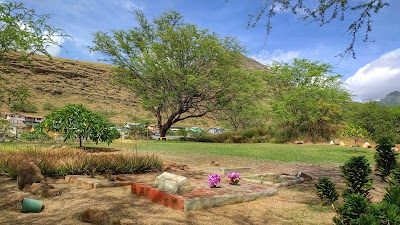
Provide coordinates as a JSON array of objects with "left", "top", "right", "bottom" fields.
[
  {"left": 208, "top": 174, "right": 221, "bottom": 188},
  {"left": 228, "top": 172, "right": 240, "bottom": 185}
]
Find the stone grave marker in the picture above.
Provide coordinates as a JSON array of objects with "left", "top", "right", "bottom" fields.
[{"left": 154, "top": 172, "right": 193, "bottom": 194}]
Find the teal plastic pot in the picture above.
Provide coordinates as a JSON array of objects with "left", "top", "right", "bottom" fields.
[{"left": 21, "top": 198, "right": 43, "bottom": 213}]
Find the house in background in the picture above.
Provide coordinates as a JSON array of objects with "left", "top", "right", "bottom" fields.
[{"left": 4, "top": 112, "right": 43, "bottom": 134}]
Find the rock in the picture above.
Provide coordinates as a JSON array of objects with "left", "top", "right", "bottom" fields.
[
  {"left": 299, "top": 172, "right": 313, "bottom": 181},
  {"left": 41, "top": 188, "right": 61, "bottom": 198},
  {"left": 329, "top": 140, "right": 334, "bottom": 145},
  {"left": 339, "top": 141, "right": 346, "bottom": 146},
  {"left": 80, "top": 209, "right": 120, "bottom": 225},
  {"left": 362, "top": 142, "right": 371, "bottom": 148},
  {"left": 154, "top": 172, "right": 193, "bottom": 194},
  {"left": 334, "top": 139, "right": 340, "bottom": 145},
  {"left": 26, "top": 183, "right": 61, "bottom": 198},
  {"left": 214, "top": 162, "right": 220, "bottom": 167},
  {"left": 393, "top": 147, "right": 399, "bottom": 152},
  {"left": 17, "top": 161, "right": 44, "bottom": 190},
  {"left": 293, "top": 140, "right": 304, "bottom": 144},
  {"left": 162, "top": 166, "right": 172, "bottom": 171}
]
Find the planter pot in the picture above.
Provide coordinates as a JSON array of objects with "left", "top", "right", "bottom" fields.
[{"left": 21, "top": 198, "right": 43, "bottom": 213}]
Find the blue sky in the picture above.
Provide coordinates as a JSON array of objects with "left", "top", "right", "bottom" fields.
[{"left": 19, "top": 0, "right": 400, "bottom": 101}]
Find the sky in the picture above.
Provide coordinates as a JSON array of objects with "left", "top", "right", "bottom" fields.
[{"left": 17, "top": 0, "right": 400, "bottom": 101}]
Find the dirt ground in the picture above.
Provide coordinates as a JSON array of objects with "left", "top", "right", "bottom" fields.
[{"left": 0, "top": 152, "right": 389, "bottom": 225}]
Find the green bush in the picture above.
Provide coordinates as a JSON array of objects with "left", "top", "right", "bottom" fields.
[
  {"left": 180, "top": 129, "right": 269, "bottom": 143},
  {"left": 383, "top": 185, "right": 400, "bottom": 207},
  {"left": 315, "top": 177, "right": 339, "bottom": 206},
  {"left": 374, "top": 137, "right": 397, "bottom": 181},
  {"left": 340, "top": 156, "right": 372, "bottom": 197},
  {"left": 333, "top": 193, "right": 370, "bottom": 225},
  {"left": 11, "top": 102, "right": 38, "bottom": 113},
  {"left": 389, "top": 166, "right": 400, "bottom": 185},
  {"left": 42, "top": 102, "right": 58, "bottom": 111}
]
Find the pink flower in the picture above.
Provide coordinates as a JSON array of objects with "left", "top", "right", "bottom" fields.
[{"left": 208, "top": 174, "right": 221, "bottom": 187}]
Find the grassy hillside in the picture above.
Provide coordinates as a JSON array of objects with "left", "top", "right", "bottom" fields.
[{"left": 1, "top": 53, "right": 267, "bottom": 127}]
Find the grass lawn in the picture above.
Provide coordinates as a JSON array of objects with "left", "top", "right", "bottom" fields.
[
  {"left": 101, "top": 140, "right": 375, "bottom": 165},
  {"left": 0, "top": 140, "right": 375, "bottom": 165}
]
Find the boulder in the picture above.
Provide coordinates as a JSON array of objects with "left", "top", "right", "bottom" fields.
[
  {"left": 339, "top": 141, "right": 346, "bottom": 146},
  {"left": 80, "top": 209, "right": 121, "bottom": 225},
  {"left": 17, "top": 161, "right": 44, "bottom": 190},
  {"left": 154, "top": 172, "right": 193, "bottom": 194},
  {"left": 329, "top": 140, "right": 334, "bottom": 145},
  {"left": 334, "top": 139, "right": 340, "bottom": 145},
  {"left": 293, "top": 140, "right": 304, "bottom": 144},
  {"left": 362, "top": 142, "right": 371, "bottom": 148}
]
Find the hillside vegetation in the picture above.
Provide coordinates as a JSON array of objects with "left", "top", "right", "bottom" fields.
[{"left": 0, "top": 53, "right": 267, "bottom": 127}]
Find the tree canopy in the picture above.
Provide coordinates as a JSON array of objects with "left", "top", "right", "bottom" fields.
[
  {"left": 38, "top": 104, "right": 120, "bottom": 147},
  {"left": 0, "top": 1, "right": 68, "bottom": 63},
  {"left": 90, "top": 10, "right": 251, "bottom": 137},
  {"left": 267, "top": 58, "right": 351, "bottom": 142},
  {"left": 0, "top": 1, "right": 68, "bottom": 107},
  {"left": 248, "top": 0, "right": 389, "bottom": 58}
]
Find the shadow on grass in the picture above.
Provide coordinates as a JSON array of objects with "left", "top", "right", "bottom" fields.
[{"left": 82, "top": 146, "right": 120, "bottom": 153}]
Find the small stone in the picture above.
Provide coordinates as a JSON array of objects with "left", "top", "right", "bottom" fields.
[{"left": 362, "top": 142, "right": 371, "bottom": 148}]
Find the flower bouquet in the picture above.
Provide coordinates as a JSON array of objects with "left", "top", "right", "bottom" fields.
[
  {"left": 208, "top": 174, "right": 221, "bottom": 188},
  {"left": 227, "top": 172, "right": 240, "bottom": 185}
]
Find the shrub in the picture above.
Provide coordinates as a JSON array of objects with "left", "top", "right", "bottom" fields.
[
  {"left": 333, "top": 193, "right": 370, "bottom": 225},
  {"left": 11, "top": 102, "right": 38, "bottom": 113},
  {"left": 0, "top": 146, "right": 162, "bottom": 178},
  {"left": 315, "top": 177, "right": 339, "bottom": 207},
  {"left": 42, "top": 102, "right": 58, "bottom": 111},
  {"left": 374, "top": 137, "right": 397, "bottom": 181},
  {"left": 389, "top": 166, "right": 400, "bottom": 185},
  {"left": 383, "top": 185, "right": 400, "bottom": 207},
  {"left": 340, "top": 156, "right": 372, "bottom": 197}
]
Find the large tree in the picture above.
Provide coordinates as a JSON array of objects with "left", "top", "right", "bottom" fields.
[
  {"left": 248, "top": 0, "right": 389, "bottom": 58},
  {"left": 267, "top": 58, "right": 351, "bottom": 142},
  {"left": 90, "top": 10, "right": 249, "bottom": 137},
  {"left": 38, "top": 104, "right": 120, "bottom": 147}
]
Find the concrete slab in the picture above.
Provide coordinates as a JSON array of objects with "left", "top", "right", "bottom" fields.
[
  {"left": 203, "top": 167, "right": 252, "bottom": 175},
  {"left": 129, "top": 176, "right": 277, "bottom": 211},
  {"left": 65, "top": 175, "right": 124, "bottom": 189}
]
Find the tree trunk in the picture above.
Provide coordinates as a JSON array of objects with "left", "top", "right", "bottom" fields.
[
  {"left": 160, "top": 121, "right": 173, "bottom": 138},
  {"left": 79, "top": 137, "right": 82, "bottom": 148}
]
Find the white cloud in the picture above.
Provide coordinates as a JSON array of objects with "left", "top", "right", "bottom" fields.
[
  {"left": 44, "top": 34, "right": 65, "bottom": 56},
  {"left": 110, "top": 0, "right": 144, "bottom": 11},
  {"left": 251, "top": 49, "right": 301, "bottom": 65},
  {"left": 345, "top": 48, "right": 400, "bottom": 101}
]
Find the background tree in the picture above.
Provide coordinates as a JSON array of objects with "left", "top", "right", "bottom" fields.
[
  {"left": 345, "top": 102, "right": 400, "bottom": 142},
  {"left": 267, "top": 58, "right": 350, "bottom": 142},
  {"left": 248, "top": 0, "right": 389, "bottom": 58},
  {"left": 217, "top": 70, "right": 268, "bottom": 131},
  {"left": 90, "top": 10, "right": 250, "bottom": 137},
  {"left": 7, "top": 86, "right": 37, "bottom": 113},
  {"left": 341, "top": 124, "right": 369, "bottom": 152},
  {"left": 0, "top": 118, "right": 13, "bottom": 141},
  {"left": 38, "top": 104, "right": 120, "bottom": 148}
]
